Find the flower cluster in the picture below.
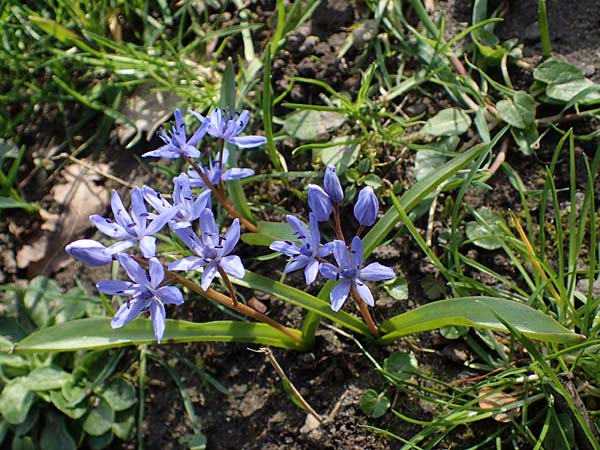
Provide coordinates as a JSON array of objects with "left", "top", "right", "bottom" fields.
[
  {"left": 270, "top": 166, "right": 395, "bottom": 311},
  {"left": 66, "top": 108, "right": 264, "bottom": 342}
]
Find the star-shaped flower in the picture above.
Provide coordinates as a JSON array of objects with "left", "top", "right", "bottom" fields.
[
  {"left": 319, "top": 237, "right": 395, "bottom": 311},
  {"left": 143, "top": 174, "right": 210, "bottom": 230},
  {"left": 90, "top": 187, "right": 179, "bottom": 258},
  {"left": 142, "top": 109, "right": 210, "bottom": 159},
  {"left": 186, "top": 149, "right": 254, "bottom": 189},
  {"left": 97, "top": 254, "right": 184, "bottom": 343},
  {"left": 191, "top": 108, "right": 266, "bottom": 149},
  {"left": 168, "top": 209, "right": 245, "bottom": 290},
  {"left": 270, "top": 213, "right": 332, "bottom": 285}
]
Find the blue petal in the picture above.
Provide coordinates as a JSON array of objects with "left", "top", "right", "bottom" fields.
[
  {"left": 354, "top": 280, "right": 374, "bottom": 307},
  {"left": 111, "top": 190, "right": 133, "bottom": 229},
  {"left": 96, "top": 280, "right": 137, "bottom": 296},
  {"left": 148, "top": 257, "right": 164, "bottom": 288},
  {"left": 331, "top": 240, "right": 351, "bottom": 269},
  {"left": 220, "top": 255, "right": 245, "bottom": 279},
  {"left": 270, "top": 240, "right": 301, "bottom": 257},
  {"left": 229, "top": 135, "right": 267, "bottom": 149},
  {"left": 285, "top": 254, "right": 311, "bottom": 273},
  {"left": 199, "top": 208, "right": 219, "bottom": 247},
  {"left": 156, "top": 286, "right": 184, "bottom": 305},
  {"left": 350, "top": 236, "right": 364, "bottom": 268},
  {"left": 201, "top": 263, "right": 219, "bottom": 290},
  {"left": 145, "top": 203, "right": 181, "bottom": 236},
  {"left": 143, "top": 185, "right": 170, "bottom": 213},
  {"left": 139, "top": 235, "right": 156, "bottom": 258},
  {"left": 117, "top": 253, "right": 149, "bottom": 286},
  {"left": 330, "top": 280, "right": 351, "bottom": 311},
  {"left": 65, "top": 239, "right": 113, "bottom": 267},
  {"left": 222, "top": 219, "right": 240, "bottom": 255},
  {"left": 319, "top": 262, "right": 340, "bottom": 280},
  {"left": 168, "top": 256, "right": 205, "bottom": 272},
  {"left": 359, "top": 262, "right": 395, "bottom": 281},
  {"left": 222, "top": 168, "right": 255, "bottom": 181},
  {"left": 130, "top": 187, "right": 147, "bottom": 232},
  {"left": 90, "top": 215, "right": 129, "bottom": 239},
  {"left": 111, "top": 296, "right": 148, "bottom": 329},
  {"left": 304, "top": 259, "right": 319, "bottom": 285},
  {"left": 149, "top": 300, "right": 166, "bottom": 343},
  {"left": 307, "top": 184, "right": 332, "bottom": 221}
]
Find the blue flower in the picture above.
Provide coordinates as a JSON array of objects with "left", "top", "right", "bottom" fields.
[
  {"left": 65, "top": 239, "right": 133, "bottom": 267},
  {"left": 186, "top": 149, "right": 254, "bottom": 189},
  {"left": 142, "top": 109, "right": 209, "bottom": 159},
  {"left": 97, "top": 254, "right": 184, "bottom": 343},
  {"left": 324, "top": 165, "right": 344, "bottom": 203},
  {"left": 307, "top": 184, "right": 332, "bottom": 222},
  {"left": 143, "top": 174, "right": 210, "bottom": 230},
  {"left": 90, "top": 187, "right": 180, "bottom": 258},
  {"left": 168, "top": 209, "right": 245, "bottom": 290},
  {"left": 353, "top": 186, "right": 378, "bottom": 226},
  {"left": 270, "top": 213, "right": 332, "bottom": 285},
  {"left": 191, "top": 108, "right": 266, "bottom": 149},
  {"left": 319, "top": 236, "right": 395, "bottom": 311}
]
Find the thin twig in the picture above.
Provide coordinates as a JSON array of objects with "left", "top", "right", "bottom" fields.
[{"left": 252, "top": 347, "right": 323, "bottom": 422}]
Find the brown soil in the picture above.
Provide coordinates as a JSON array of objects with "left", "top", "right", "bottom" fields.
[{"left": 5, "top": 0, "right": 600, "bottom": 449}]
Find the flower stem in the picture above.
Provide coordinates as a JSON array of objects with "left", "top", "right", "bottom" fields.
[
  {"left": 350, "top": 284, "right": 379, "bottom": 337},
  {"left": 164, "top": 266, "right": 304, "bottom": 345},
  {"left": 217, "top": 265, "right": 238, "bottom": 309},
  {"left": 182, "top": 154, "right": 257, "bottom": 233},
  {"left": 331, "top": 204, "right": 346, "bottom": 241}
]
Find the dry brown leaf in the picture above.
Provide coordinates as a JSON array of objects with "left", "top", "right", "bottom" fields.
[
  {"left": 478, "top": 387, "right": 520, "bottom": 423},
  {"left": 18, "top": 163, "right": 109, "bottom": 276}
]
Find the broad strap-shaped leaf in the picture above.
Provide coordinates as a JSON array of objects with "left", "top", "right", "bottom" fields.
[
  {"left": 233, "top": 271, "right": 371, "bottom": 336},
  {"left": 378, "top": 297, "right": 584, "bottom": 344},
  {"left": 15, "top": 318, "right": 304, "bottom": 352}
]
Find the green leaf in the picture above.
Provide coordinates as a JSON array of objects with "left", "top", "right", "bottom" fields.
[
  {"left": 382, "top": 352, "right": 417, "bottom": 380},
  {"left": 363, "top": 174, "right": 384, "bottom": 189},
  {"left": 414, "top": 149, "right": 449, "bottom": 182},
  {"left": 316, "top": 136, "right": 360, "bottom": 173},
  {"left": 379, "top": 297, "right": 585, "bottom": 344},
  {"left": 28, "top": 16, "right": 81, "bottom": 44},
  {"left": 241, "top": 221, "right": 296, "bottom": 247},
  {"left": 22, "top": 276, "right": 61, "bottom": 329},
  {"left": 49, "top": 391, "right": 87, "bottom": 419},
  {"left": 86, "top": 431, "right": 113, "bottom": 450},
  {"left": 83, "top": 397, "right": 115, "bottom": 436},
  {"left": 383, "top": 278, "right": 409, "bottom": 301},
  {"left": 283, "top": 110, "right": 345, "bottom": 140},
  {"left": 0, "top": 197, "right": 36, "bottom": 211},
  {"left": 16, "top": 318, "right": 303, "bottom": 352},
  {"left": 511, "top": 123, "right": 539, "bottom": 156},
  {"left": 234, "top": 271, "right": 371, "bottom": 336},
  {"left": 465, "top": 207, "right": 506, "bottom": 250},
  {"left": 40, "top": 412, "right": 76, "bottom": 450},
  {"left": 533, "top": 59, "right": 600, "bottom": 103},
  {"left": 0, "top": 378, "right": 34, "bottom": 424},
  {"left": 180, "top": 432, "right": 207, "bottom": 450},
  {"left": 422, "top": 108, "right": 472, "bottom": 136},
  {"left": 99, "top": 378, "right": 136, "bottom": 412},
  {"left": 359, "top": 389, "right": 390, "bottom": 418},
  {"left": 11, "top": 435, "right": 35, "bottom": 450},
  {"left": 496, "top": 91, "right": 536, "bottom": 129},
  {"left": 546, "top": 79, "right": 600, "bottom": 103},
  {"left": 533, "top": 60, "right": 585, "bottom": 85},
  {"left": 111, "top": 409, "right": 135, "bottom": 440},
  {"left": 24, "top": 367, "right": 72, "bottom": 391}
]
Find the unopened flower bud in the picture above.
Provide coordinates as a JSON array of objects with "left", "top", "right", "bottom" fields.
[
  {"left": 353, "top": 186, "right": 378, "bottom": 226},
  {"left": 324, "top": 165, "right": 343, "bottom": 203},
  {"left": 307, "top": 184, "right": 332, "bottom": 221}
]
